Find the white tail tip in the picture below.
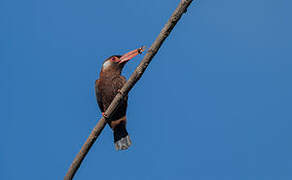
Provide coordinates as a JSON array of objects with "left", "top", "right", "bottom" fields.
[{"left": 114, "top": 135, "right": 132, "bottom": 151}]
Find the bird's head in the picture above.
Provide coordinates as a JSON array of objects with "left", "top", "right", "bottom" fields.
[{"left": 101, "top": 47, "right": 145, "bottom": 75}]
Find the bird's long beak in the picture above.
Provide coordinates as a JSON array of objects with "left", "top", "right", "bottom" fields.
[{"left": 119, "top": 46, "right": 146, "bottom": 64}]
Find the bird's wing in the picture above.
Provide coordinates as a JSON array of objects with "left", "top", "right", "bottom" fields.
[
  {"left": 112, "top": 76, "right": 128, "bottom": 104},
  {"left": 112, "top": 76, "right": 127, "bottom": 94},
  {"left": 111, "top": 76, "right": 128, "bottom": 120},
  {"left": 95, "top": 79, "right": 104, "bottom": 112}
]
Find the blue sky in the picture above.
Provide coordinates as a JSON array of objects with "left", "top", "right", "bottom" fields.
[{"left": 1, "top": 0, "right": 292, "bottom": 179}]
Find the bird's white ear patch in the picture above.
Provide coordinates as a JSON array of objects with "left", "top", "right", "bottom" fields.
[{"left": 103, "top": 60, "right": 111, "bottom": 69}]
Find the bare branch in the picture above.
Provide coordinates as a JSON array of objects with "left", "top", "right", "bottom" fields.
[{"left": 64, "top": 0, "right": 194, "bottom": 179}]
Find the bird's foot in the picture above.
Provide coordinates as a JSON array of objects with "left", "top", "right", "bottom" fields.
[{"left": 102, "top": 112, "right": 109, "bottom": 119}]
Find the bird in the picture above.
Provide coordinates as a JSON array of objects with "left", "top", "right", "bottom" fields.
[{"left": 95, "top": 47, "right": 145, "bottom": 150}]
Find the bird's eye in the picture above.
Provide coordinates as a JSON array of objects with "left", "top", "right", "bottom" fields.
[{"left": 111, "top": 57, "right": 115, "bottom": 61}]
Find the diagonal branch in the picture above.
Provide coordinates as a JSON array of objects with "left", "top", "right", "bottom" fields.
[{"left": 64, "top": 0, "right": 194, "bottom": 179}]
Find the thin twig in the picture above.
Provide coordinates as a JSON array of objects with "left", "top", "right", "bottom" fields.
[{"left": 64, "top": 0, "right": 193, "bottom": 179}]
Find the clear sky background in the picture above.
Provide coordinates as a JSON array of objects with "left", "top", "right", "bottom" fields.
[{"left": 1, "top": 0, "right": 292, "bottom": 179}]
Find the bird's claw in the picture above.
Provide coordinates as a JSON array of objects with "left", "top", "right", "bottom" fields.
[{"left": 102, "top": 112, "right": 109, "bottom": 119}]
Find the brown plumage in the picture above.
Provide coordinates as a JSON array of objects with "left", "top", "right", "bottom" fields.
[{"left": 95, "top": 47, "right": 144, "bottom": 150}]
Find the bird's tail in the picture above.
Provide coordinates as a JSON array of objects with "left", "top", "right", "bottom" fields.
[{"left": 113, "top": 123, "right": 132, "bottom": 151}]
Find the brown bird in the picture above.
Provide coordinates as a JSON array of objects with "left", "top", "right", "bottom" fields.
[{"left": 95, "top": 47, "right": 144, "bottom": 150}]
